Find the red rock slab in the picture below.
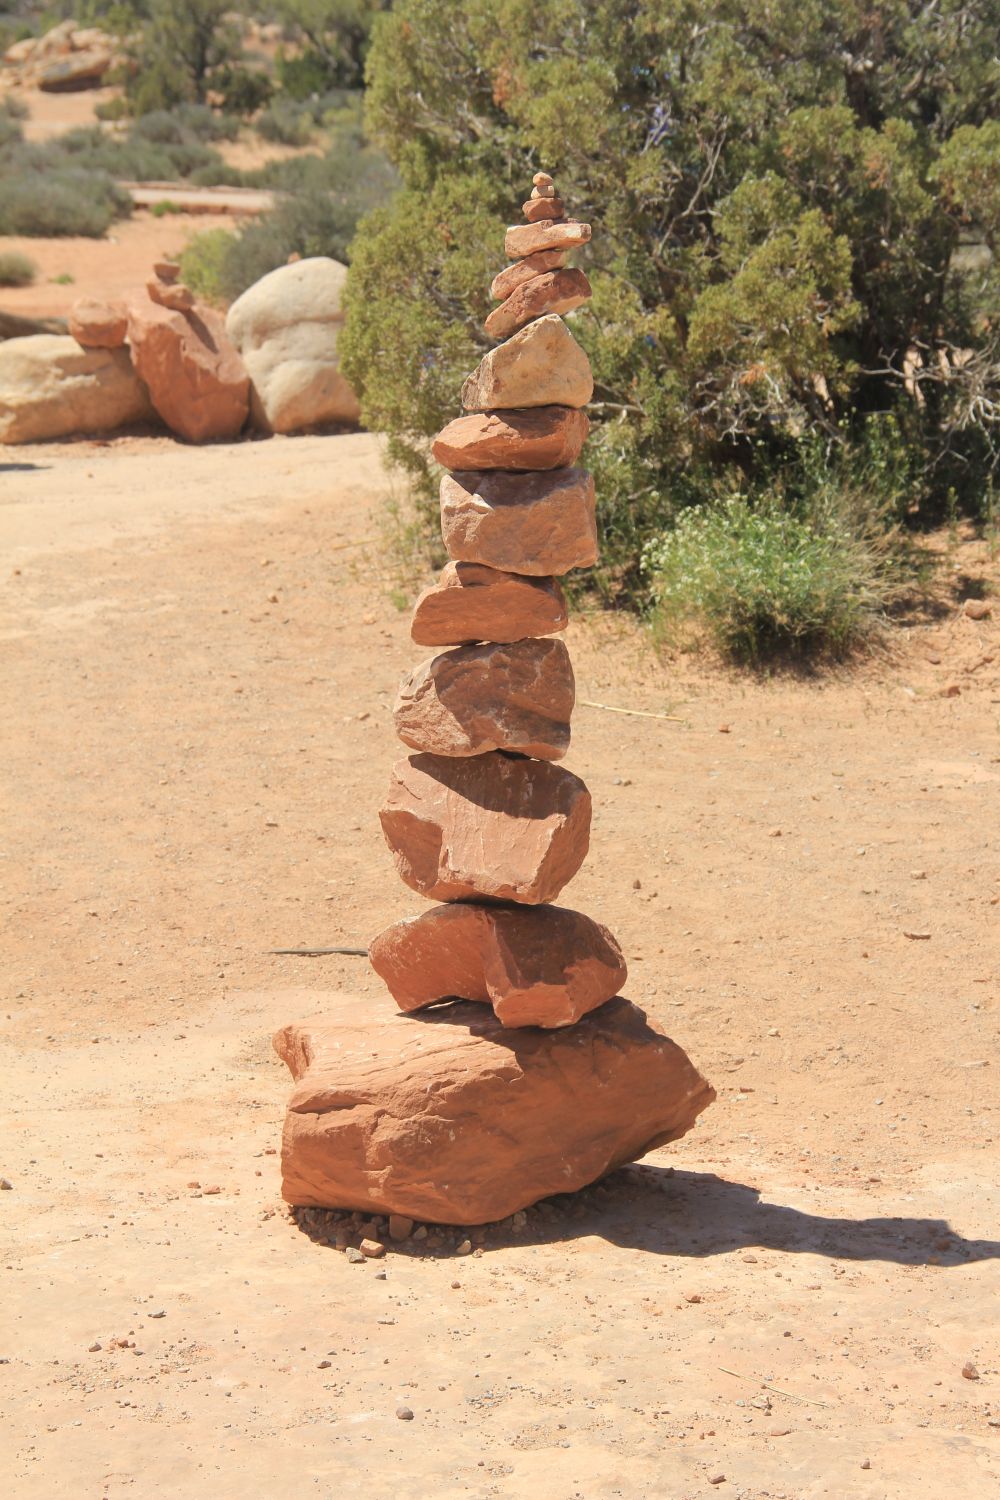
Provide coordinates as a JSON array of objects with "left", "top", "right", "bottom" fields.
[
  {"left": 491, "top": 250, "right": 567, "bottom": 301},
  {"left": 440, "top": 468, "right": 598, "bottom": 575},
  {"left": 126, "top": 297, "right": 249, "bottom": 444},
  {"left": 410, "top": 561, "right": 568, "bottom": 646},
  {"left": 505, "top": 219, "right": 592, "bottom": 259},
  {"left": 68, "top": 297, "right": 127, "bottom": 350},
  {"left": 273, "top": 991, "right": 715, "bottom": 1222},
  {"left": 379, "top": 751, "right": 591, "bottom": 904},
  {"left": 369, "top": 901, "right": 627, "bottom": 1028},
  {"left": 147, "top": 278, "right": 195, "bottom": 312},
  {"left": 522, "top": 195, "right": 565, "bottom": 221},
  {"left": 431, "top": 406, "right": 588, "bottom": 472},
  {"left": 393, "top": 637, "right": 575, "bottom": 760},
  {"left": 483, "top": 268, "right": 591, "bottom": 340}
]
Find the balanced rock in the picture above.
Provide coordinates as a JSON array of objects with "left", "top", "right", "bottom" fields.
[
  {"left": 522, "top": 196, "right": 565, "bottom": 222},
  {"left": 491, "top": 250, "right": 567, "bottom": 302},
  {"left": 394, "top": 637, "right": 575, "bottom": 760},
  {"left": 0, "top": 335, "right": 152, "bottom": 444},
  {"left": 440, "top": 468, "right": 598, "bottom": 575},
  {"left": 462, "top": 315, "right": 593, "bottom": 411},
  {"left": 147, "top": 278, "right": 195, "bottom": 313},
  {"left": 126, "top": 298, "right": 249, "bottom": 444},
  {"left": 484, "top": 268, "right": 591, "bottom": 340},
  {"left": 505, "top": 220, "right": 592, "bottom": 259},
  {"left": 410, "top": 561, "right": 567, "bottom": 645},
  {"left": 370, "top": 902, "right": 627, "bottom": 1028},
  {"left": 68, "top": 297, "right": 127, "bottom": 350},
  {"left": 380, "top": 751, "right": 591, "bottom": 904},
  {"left": 274, "top": 992, "right": 715, "bottom": 1222},
  {"left": 225, "top": 257, "right": 360, "bottom": 434},
  {"left": 432, "top": 406, "right": 589, "bottom": 471}
]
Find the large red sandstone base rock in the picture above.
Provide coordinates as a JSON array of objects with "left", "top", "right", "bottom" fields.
[
  {"left": 410, "top": 562, "right": 568, "bottom": 645},
  {"left": 126, "top": 297, "right": 249, "bottom": 443},
  {"left": 369, "top": 901, "right": 627, "bottom": 1028},
  {"left": 274, "top": 991, "right": 715, "bottom": 1222},
  {"left": 483, "top": 268, "right": 592, "bottom": 340},
  {"left": 380, "top": 751, "right": 591, "bottom": 903},
  {"left": 432, "top": 406, "right": 589, "bottom": 471},
  {"left": 393, "top": 637, "right": 574, "bottom": 760},
  {"left": 440, "top": 468, "right": 599, "bottom": 575}
]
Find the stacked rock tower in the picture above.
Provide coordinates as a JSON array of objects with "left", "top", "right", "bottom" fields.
[
  {"left": 272, "top": 176, "right": 714, "bottom": 1227},
  {"left": 370, "top": 173, "right": 626, "bottom": 1028}
]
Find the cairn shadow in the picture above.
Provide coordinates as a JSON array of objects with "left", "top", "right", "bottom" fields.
[
  {"left": 521, "top": 1165, "right": 1000, "bottom": 1268},
  {"left": 0, "top": 462, "right": 50, "bottom": 473}
]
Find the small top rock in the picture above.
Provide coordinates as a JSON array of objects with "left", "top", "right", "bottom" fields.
[{"left": 533, "top": 171, "right": 554, "bottom": 187}]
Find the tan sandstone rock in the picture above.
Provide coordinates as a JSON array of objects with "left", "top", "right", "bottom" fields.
[
  {"left": 393, "top": 637, "right": 575, "bottom": 760},
  {"left": 126, "top": 297, "right": 249, "bottom": 444},
  {"left": 522, "top": 195, "right": 565, "bottom": 222},
  {"left": 440, "top": 468, "right": 599, "bottom": 575},
  {"left": 491, "top": 250, "right": 567, "bottom": 302},
  {"left": 432, "top": 406, "right": 589, "bottom": 471},
  {"left": 505, "top": 220, "right": 592, "bottom": 259},
  {"left": 0, "top": 335, "right": 152, "bottom": 444},
  {"left": 147, "top": 278, "right": 195, "bottom": 313},
  {"left": 462, "top": 314, "right": 593, "bottom": 411},
  {"left": 370, "top": 902, "right": 627, "bottom": 1028},
  {"left": 274, "top": 991, "right": 715, "bottom": 1221},
  {"left": 410, "top": 562, "right": 568, "bottom": 645},
  {"left": 484, "top": 268, "right": 591, "bottom": 340},
  {"left": 380, "top": 751, "right": 591, "bottom": 904},
  {"left": 68, "top": 297, "right": 128, "bottom": 350}
]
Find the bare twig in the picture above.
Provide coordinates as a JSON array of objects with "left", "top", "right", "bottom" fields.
[
  {"left": 269, "top": 947, "right": 368, "bottom": 957},
  {"left": 579, "top": 699, "right": 685, "bottom": 723},
  {"left": 718, "top": 1367, "right": 834, "bottom": 1408}
]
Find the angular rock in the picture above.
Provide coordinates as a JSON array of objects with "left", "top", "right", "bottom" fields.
[
  {"left": 126, "top": 297, "right": 249, "bottom": 444},
  {"left": 484, "top": 268, "right": 591, "bottom": 340},
  {"left": 394, "top": 637, "right": 575, "bottom": 760},
  {"left": 410, "top": 561, "right": 568, "bottom": 646},
  {"left": 522, "top": 196, "right": 564, "bottom": 221},
  {"left": 440, "top": 468, "right": 599, "bottom": 575},
  {"left": 153, "top": 260, "right": 181, "bottom": 284},
  {"left": 370, "top": 902, "right": 627, "bottom": 1028},
  {"left": 225, "top": 257, "right": 360, "bottom": 433},
  {"left": 273, "top": 991, "right": 715, "bottom": 1222},
  {"left": 68, "top": 297, "right": 127, "bottom": 350},
  {"left": 37, "top": 47, "right": 112, "bottom": 91},
  {"left": 432, "top": 406, "right": 588, "bottom": 472},
  {"left": 491, "top": 250, "right": 567, "bottom": 302},
  {"left": 0, "top": 335, "right": 152, "bottom": 444},
  {"left": 505, "top": 220, "right": 592, "bottom": 259},
  {"left": 147, "top": 278, "right": 195, "bottom": 312},
  {"left": 380, "top": 752, "right": 591, "bottom": 904},
  {"left": 462, "top": 315, "right": 593, "bottom": 411}
]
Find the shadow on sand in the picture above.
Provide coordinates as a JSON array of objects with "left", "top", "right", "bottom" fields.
[{"left": 293, "top": 1163, "right": 1000, "bottom": 1269}]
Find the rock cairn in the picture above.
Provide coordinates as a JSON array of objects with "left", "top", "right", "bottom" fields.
[
  {"left": 370, "top": 171, "right": 625, "bottom": 1028},
  {"left": 272, "top": 175, "right": 714, "bottom": 1226}
]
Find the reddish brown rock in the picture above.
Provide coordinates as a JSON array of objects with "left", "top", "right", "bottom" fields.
[
  {"left": 393, "top": 637, "right": 575, "bottom": 760},
  {"left": 153, "top": 260, "right": 181, "bottom": 284},
  {"left": 484, "top": 268, "right": 591, "bottom": 340},
  {"left": 432, "top": 406, "right": 588, "bottom": 472},
  {"left": 410, "top": 562, "right": 568, "bottom": 646},
  {"left": 505, "top": 220, "right": 592, "bottom": 259},
  {"left": 491, "top": 250, "right": 566, "bottom": 302},
  {"left": 68, "top": 297, "right": 127, "bottom": 350},
  {"left": 126, "top": 297, "right": 249, "bottom": 443},
  {"left": 147, "top": 278, "right": 195, "bottom": 312},
  {"left": 273, "top": 991, "right": 715, "bottom": 1222},
  {"left": 440, "top": 468, "right": 599, "bottom": 575},
  {"left": 462, "top": 314, "right": 593, "bottom": 411},
  {"left": 370, "top": 902, "right": 627, "bottom": 1027},
  {"left": 380, "top": 752, "right": 591, "bottom": 904},
  {"left": 522, "top": 195, "right": 564, "bottom": 222}
]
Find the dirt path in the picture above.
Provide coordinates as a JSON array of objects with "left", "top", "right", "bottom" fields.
[{"left": 2, "top": 434, "right": 998, "bottom": 1498}]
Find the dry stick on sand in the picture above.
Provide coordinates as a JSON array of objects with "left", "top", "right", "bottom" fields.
[
  {"left": 269, "top": 946, "right": 368, "bottom": 956},
  {"left": 718, "top": 1366, "right": 835, "bottom": 1408},
  {"left": 579, "top": 698, "right": 685, "bottom": 723}
]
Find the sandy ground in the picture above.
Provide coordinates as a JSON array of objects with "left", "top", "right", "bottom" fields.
[{"left": 2, "top": 432, "right": 999, "bottom": 1499}]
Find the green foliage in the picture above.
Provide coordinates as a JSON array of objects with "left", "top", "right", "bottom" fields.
[
  {"left": 1, "top": 93, "right": 29, "bottom": 122},
  {"left": 125, "top": 0, "right": 242, "bottom": 113},
  {"left": 256, "top": 96, "right": 316, "bottom": 146},
  {"left": 179, "top": 225, "right": 236, "bottom": 302},
  {"left": 349, "top": 0, "right": 1000, "bottom": 621},
  {"left": 0, "top": 250, "right": 36, "bottom": 287},
  {"left": 274, "top": 0, "right": 388, "bottom": 89},
  {"left": 0, "top": 167, "right": 131, "bottom": 236},
  {"left": 214, "top": 64, "right": 274, "bottom": 117}
]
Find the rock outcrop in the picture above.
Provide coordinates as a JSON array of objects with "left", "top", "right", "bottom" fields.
[
  {"left": 0, "top": 335, "right": 152, "bottom": 444},
  {"left": 126, "top": 297, "right": 249, "bottom": 444},
  {"left": 225, "top": 258, "right": 360, "bottom": 434},
  {"left": 275, "top": 993, "right": 715, "bottom": 1223}
]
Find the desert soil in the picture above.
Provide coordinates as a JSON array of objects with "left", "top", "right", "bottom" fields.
[{"left": 1, "top": 432, "right": 998, "bottom": 1499}]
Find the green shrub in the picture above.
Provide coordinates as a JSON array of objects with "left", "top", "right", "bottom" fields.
[
  {"left": 94, "top": 96, "right": 130, "bottom": 123},
  {"left": 0, "top": 250, "right": 36, "bottom": 287},
  {"left": 276, "top": 46, "right": 341, "bottom": 100},
  {"left": 0, "top": 172, "right": 131, "bottom": 237},
  {"left": 213, "top": 65, "right": 273, "bottom": 117},
  {"left": 179, "top": 226, "right": 236, "bottom": 303},
  {"left": 642, "top": 491, "right": 909, "bottom": 662},
  {"left": 0, "top": 113, "right": 23, "bottom": 148},
  {"left": 346, "top": 0, "right": 1000, "bottom": 619},
  {"left": 1, "top": 93, "right": 29, "bottom": 122},
  {"left": 256, "top": 97, "right": 315, "bottom": 146}
]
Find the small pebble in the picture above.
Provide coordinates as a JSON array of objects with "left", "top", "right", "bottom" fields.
[
  {"left": 318, "top": 1360, "right": 331, "bottom": 1369},
  {"left": 88, "top": 1342, "right": 101, "bottom": 1353},
  {"left": 860, "top": 1459, "right": 871, "bottom": 1470},
  {"left": 345, "top": 1246, "right": 365, "bottom": 1264},
  {"left": 0, "top": 1178, "right": 12, "bottom": 1190},
  {"left": 147, "top": 1310, "right": 165, "bottom": 1319},
  {"left": 455, "top": 1239, "right": 472, "bottom": 1255},
  {"left": 708, "top": 1476, "right": 725, "bottom": 1486},
  {"left": 360, "top": 1238, "right": 385, "bottom": 1258},
  {"left": 962, "top": 1361, "right": 979, "bottom": 1380},
  {"left": 963, "top": 598, "right": 991, "bottom": 620},
  {"left": 396, "top": 1405, "right": 414, "bottom": 1421}
]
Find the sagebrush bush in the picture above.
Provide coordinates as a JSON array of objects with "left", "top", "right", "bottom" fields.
[
  {"left": 256, "top": 98, "right": 316, "bottom": 147},
  {"left": 0, "top": 250, "right": 36, "bottom": 287},
  {"left": 179, "top": 227, "right": 237, "bottom": 303},
  {"left": 0, "top": 171, "right": 131, "bottom": 237}
]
